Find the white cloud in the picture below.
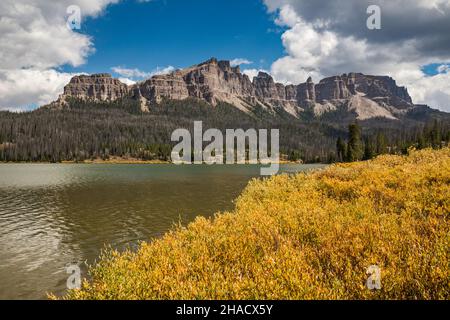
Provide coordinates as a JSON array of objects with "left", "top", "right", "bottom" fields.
[
  {"left": 407, "top": 71, "right": 450, "bottom": 112},
  {"left": 118, "top": 77, "right": 136, "bottom": 86},
  {"left": 112, "top": 67, "right": 150, "bottom": 79},
  {"left": 242, "top": 69, "right": 269, "bottom": 82},
  {"left": 112, "top": 65, "right": 175, "bottom": 78},
  {"left": 0, "top": 68, "right": 78, "bottom": 111},
  {"left": 263, "top": 2, "right": 450, "bottom": 112},
  {"left": 230, "top": 58, "right": 253, "bottom": 67},
  {"left": 437, "top": 64, "right": 450, "bottom": 73},
  {"left": 149, "top": 66, "right": 175, "bottom": 77},
  {"left": 111, "top": 65, "right": 175, "bottom": 85},
  {"left": 0, "top": 0, "right": 119, "bottom": 70},
  {"left": 0, "top": 0, "right": 119, "bottom": 111}
]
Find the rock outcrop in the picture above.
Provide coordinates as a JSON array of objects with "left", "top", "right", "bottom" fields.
[
  {"left": 53, "top": 58, "right": 416, "bottom": 120},
  {"left": 62, "top": 74, "right": 129, "bottom": 101}
]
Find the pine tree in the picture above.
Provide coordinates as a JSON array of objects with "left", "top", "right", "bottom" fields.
[
  {"left": 431, "top": 120, "right": 442, "bottom": 149},
  {"left": 376, "top": 132, "right": 387, "bottom": 155},
  {"left": 417, "top": 131, "right": 426, "bottom": 149},
  {"left": 336, "top": 137, "right": 346, "bottom": 162},
  {"left": 363, "top": 138, "right": 375, "bottom": 160},
  {"left": 346, "top": 122, "right": 363, "bottom": 162},
  {"left": 288, "top": 150, "right": 302, "bottom": 162}
]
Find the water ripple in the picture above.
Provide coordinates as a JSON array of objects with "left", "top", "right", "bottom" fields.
[{"left": 0, "top": 163, "right": 324, "bottom": 299}]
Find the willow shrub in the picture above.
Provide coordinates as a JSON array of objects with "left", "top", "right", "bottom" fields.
[{"left": 62, "top": 148, "right": 449, "bottom": 300}]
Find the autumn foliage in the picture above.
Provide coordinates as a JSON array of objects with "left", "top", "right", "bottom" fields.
[{"left": 63, "top": 148, "right": 449, "bottom": 300}]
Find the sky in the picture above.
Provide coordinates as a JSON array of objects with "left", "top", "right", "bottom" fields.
[{"left": 0, "top": 0, "right": 450, "bottom": 112}]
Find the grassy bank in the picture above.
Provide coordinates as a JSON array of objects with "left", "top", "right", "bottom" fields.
[{"left": 61, "top": 148, "right": 449, "bottom": 300}]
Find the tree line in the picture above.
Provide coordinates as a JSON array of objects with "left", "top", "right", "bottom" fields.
[
  {"left": 335, "top": 120, "right": 449, "bottom": 163},
  {"left": 0, "top": 98, "right": 449, "bottom": 163}
]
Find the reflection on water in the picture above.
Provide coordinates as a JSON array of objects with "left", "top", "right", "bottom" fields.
[{"left": 0, "top": 163, "right": 325, "bottom": 299}]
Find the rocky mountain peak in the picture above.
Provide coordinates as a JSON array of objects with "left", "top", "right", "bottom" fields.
[
  {"left": 255, "top": 71, "right": 273, "bottom": 79},
  {"left": 53, "top": 58, "right": 417, "bottom": 120},
  {"left": 62, "top": 73, "right": 129, "bottom": 102},
  {"left": 202, "top": 57, "right": 218, "bottom": 65}
]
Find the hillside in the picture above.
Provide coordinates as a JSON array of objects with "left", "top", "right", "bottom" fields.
[
  {"left": 61, "top": 147, "right": 450, "bottom": 300},
  {"left": 1, "top": 57, "right": 450, "bottom": 163},
  {"left": 1, "top": 95, "right": 450, "bottom": 163},
  {"left": 49, "top": 58, "right": 447, "bottom": 124}
]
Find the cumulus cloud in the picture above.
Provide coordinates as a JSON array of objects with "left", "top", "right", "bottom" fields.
[
  {"left": 263, "top": 0, "right": 450, "bottom": 112},
  {"left": 118, "top": 77, "right": 136, "bottom": 86},
  {"left": 112, "top": 67, "right": 150, "bottom": 79},
  {"left": 407, "top": 72, "right": 450, "bottom": 111},
  {"left": 437, "top": 64, "right": 450, "bottom": 73},
  {"left": 0, "top": 0, "right": 119, "bottom": 111},
  {"left": 111, "top": 65, "right": 175, "bottom": 85},
  {"left": 0, "top": 68, "right": 78, "bottom": 111},
  {"left": 149, "top": 66, "right": 176, "bottom": 77},
  {"left": 242, "top": 68, "right": 269, "bottom": 82},
  {"left": 230, "top": 58, "right": 253, "bottom": 67}
]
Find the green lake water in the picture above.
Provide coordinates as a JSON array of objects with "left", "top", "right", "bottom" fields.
[{"left": 0, "top": 163, "right": 325, "bottom": 299}]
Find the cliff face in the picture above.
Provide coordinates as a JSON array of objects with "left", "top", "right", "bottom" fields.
[
  {"left": 54, "top": 58, "right": 416, "bottom": 120},
  {"left": 62, "top": 74, "right": 129, "bottom": 101}
]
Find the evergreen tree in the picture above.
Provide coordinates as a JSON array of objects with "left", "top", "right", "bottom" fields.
[
  {"left": 288, "top": 150, "right": 302, "bottom": 162},
  {"left": 0, "top": 98, "right": 448, "bottom": 163},
  {"left": 431, "top": 120, "right": 442, "bottom": 149},
  {"left": 363, "top": 138, "right": 375, "bottom": 160},
  {"left": 376, "top": 132, "right": 387, "bottom": 155},
  {"left": 336, "top": 137, "right": 346, "bottom": 162},
  {"left": 327, "top": 152, "right": 337, "bottom": 164},
  {"left": 417, "top": 131, "right": 426, "bottom": 149},
  {"left": 346, "top": 122, "right": 364, "bottom": 162}
]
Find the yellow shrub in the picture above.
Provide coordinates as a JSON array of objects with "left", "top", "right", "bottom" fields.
[{"left": 62, "top": 148, "right": 450, "bottom": 300}]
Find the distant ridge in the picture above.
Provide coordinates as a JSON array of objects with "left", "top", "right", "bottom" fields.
[{"left": 49, "top": 57, "right": 442, "bottom": 121}]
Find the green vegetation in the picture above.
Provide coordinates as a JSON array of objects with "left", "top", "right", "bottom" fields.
[
  {"left": 1, "top": 98, "right": 449, "bottom": 164},
  {"left": 336, "top": 120, "right": 449, "bottom": 163},
  {"left": 346, "top": 122, "right": 364, "bottom": 162},
  {"left": 61, "top": 147, "right": 449, "bottom": 300}
]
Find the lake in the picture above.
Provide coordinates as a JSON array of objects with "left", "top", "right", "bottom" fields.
[{"left": 0, "top": 163, "right": 325, "bottom": 299}]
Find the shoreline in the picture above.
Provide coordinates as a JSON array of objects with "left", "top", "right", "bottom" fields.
[
  {"left": 0, "top": 160, "right": 311, "bottom": 165},
  {"left": 0, "top": 159, "right": 171, "bottom": 165},
  {"left": 61, "top": 148, "right": 450, "bottom": 300}
]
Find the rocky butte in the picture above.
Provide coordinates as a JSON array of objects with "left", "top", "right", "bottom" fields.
[{"left": 51, "top": 57, "right": 418, "bottom": 120}]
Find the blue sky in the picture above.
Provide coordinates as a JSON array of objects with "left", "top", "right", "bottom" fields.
[
  {"left": 422, "top": 64, "right": 450, "bottom": 76},
  {"left": 62, "top": 0, "right": 285, "bottom": 76},
  {"left": 1, "top": 0, "right": 450, "bottom": 112}
]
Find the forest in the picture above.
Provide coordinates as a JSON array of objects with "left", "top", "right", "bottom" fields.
[{"left": 0, "top": 97, "right": 449, "bottom": 163}]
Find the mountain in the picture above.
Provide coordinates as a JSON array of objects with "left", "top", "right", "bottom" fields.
[
  {"left": 2, "top": 57, "right": 446, "bottom": 164},
  {"left": 0, "top": 58, "right": 450, "bottom": 162},
  {"left": 49, "top": 57, "right": 432, "bottom": 122}
]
